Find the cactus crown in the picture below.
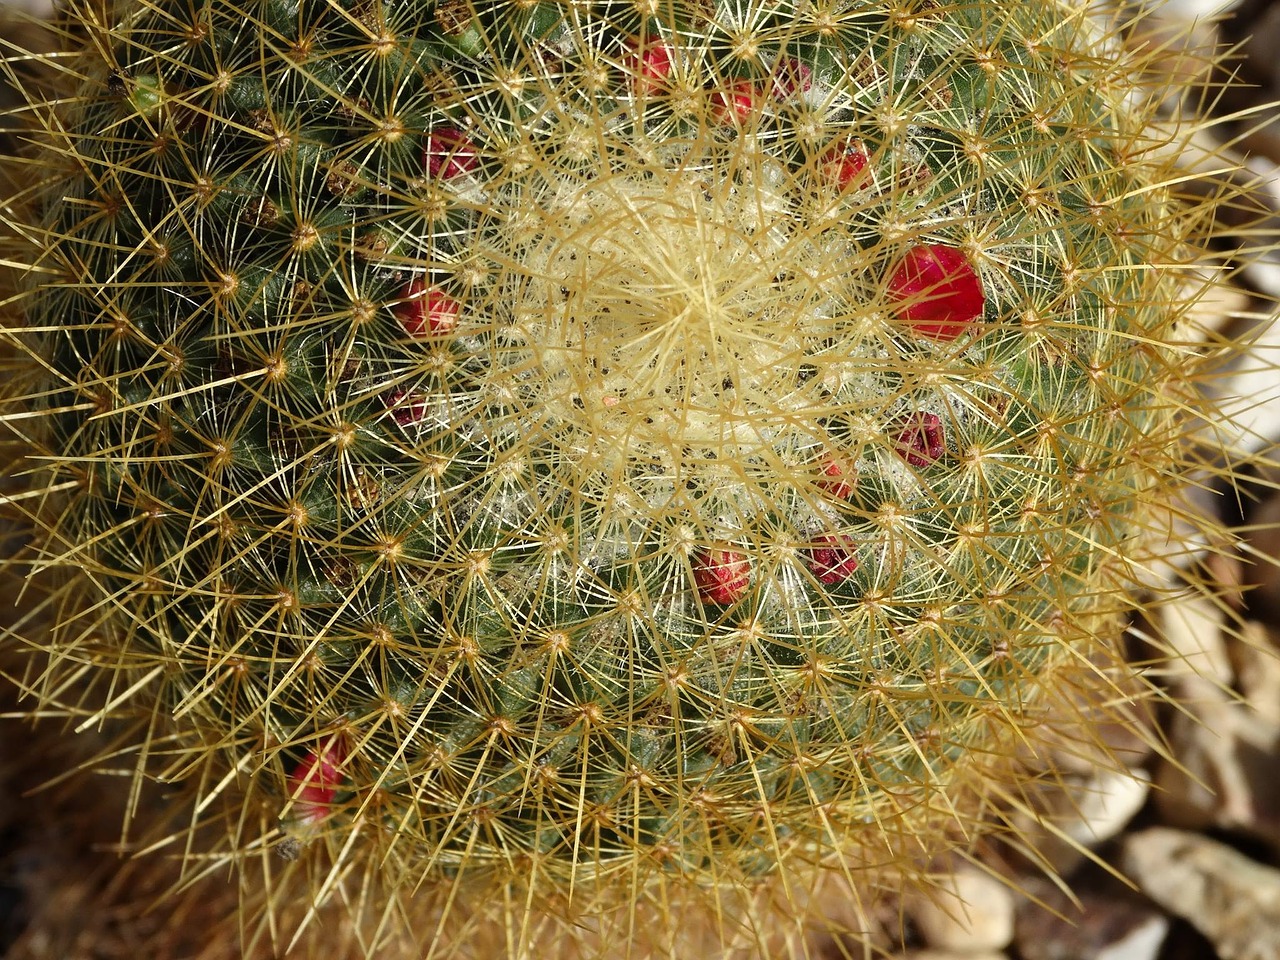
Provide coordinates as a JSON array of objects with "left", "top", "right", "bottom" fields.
[{"left": 0, "top": 0, "right": 1264, "bottom": 956}]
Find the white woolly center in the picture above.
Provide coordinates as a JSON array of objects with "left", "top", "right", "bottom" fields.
[{"left": 492, "top": 166, "right": 872, "bottom": 474}]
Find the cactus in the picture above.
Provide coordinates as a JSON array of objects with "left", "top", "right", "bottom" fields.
[{"left": 0, "top": 0, "right": 1271, "bottom": 956}]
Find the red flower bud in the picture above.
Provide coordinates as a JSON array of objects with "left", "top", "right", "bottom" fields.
[
  {"left": 772, "top": 57, "right": 813, "bottom": 98},
  {"left": 385, "top": 388, "right": 430, "bottom": 427},
  {"left": 894, "top": 412, "right": 945, "bottom": 467},
  {"left": 692, "top": 548, "right": 752, "bottom": 606},
  {"left": 818, "top": 454, "right": 858, "bottom": 500},
  {"left": 819, "top": 137, "right": 870, "bottom": 191},
  {"left": 806, "top": 534, "right": 859, "bottom": 585},
  {"left": 287, "top": 736, "right": 347, "bottom": 823},
  {"left": 395, "top": 278, "right": 459, "bottom": 337},
  {"left": 624, "top": 39, "right": 674, "bottom": 94},
  {"left": 886, "top": 243, "right": 985, "bottom": 341},
  {"left": 423, "top": 126, "right": 478, "bottom": 179},
  {"left": 710, "top": 80, "right": 760, "bottom": 125}
]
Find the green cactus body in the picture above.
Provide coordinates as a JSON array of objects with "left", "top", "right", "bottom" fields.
[{"left": 0, "top": 0, "right": 1225, "bottom": 955}]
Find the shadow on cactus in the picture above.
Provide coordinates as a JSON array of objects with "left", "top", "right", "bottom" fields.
[{"left": 0, "top": 0, "right": 1274, "bottom": 956}]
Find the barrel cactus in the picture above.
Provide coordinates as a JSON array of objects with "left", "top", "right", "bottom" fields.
[{"left": 0, "top": 0, "right": 1263, "bottom": 956}]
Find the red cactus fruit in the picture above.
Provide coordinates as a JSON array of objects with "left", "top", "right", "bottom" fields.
[
  {"left": 385, "top": 389, "right": 430, "bottom": 427},
  {"left": 894, "top": 412, "right": 946, "bottom": 467},
  {"left": 692, "top": 548, "right": 753, "bottom": 606},
  {"left": 394, "top": 279, "right": 459, "bottom": 337},
  {"left": 818, "top": 454, "right": 858, "bottom": 500},
  {"left": 711, "top": 80, "right": 760, "bottom": 126},
  {"left": 886, "top": 243, "right": 985, "bottom": 341},
  {"left": 287, "top": 736, "right": 347, "bottom": 824},
  {"left": 772, "top": 56, "right": 813, "bottom": 98},
  {"left": 625, "top": 39, "right": 674, "bottom": 93},
  {"left": 805, "top": 534, "right": 859, "bottom": 585},
  {"left": 423, "top": 126, "right": 478, "bottom": 179},
  {"left": 819, "top": 137, "right": 871, "bottom": 191}
]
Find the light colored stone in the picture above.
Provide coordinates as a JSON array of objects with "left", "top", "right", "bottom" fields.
[
  {"left": 1150, "top": 562, "right": 1280, "bottom": 847},
  {"left": 1060, "top": 767, "right": 1151, "bottom": 849},
  {"left": 905, "top": 869, "right": 1015, "bottom": 955},
  {"left": 1124, "top": 2, "right": 1228, "bottom": 109},
  {"left": 1154, "top": 700, "right": 1273, "bottom": 835},
  {"left": 1231, "top": 0, "right": 1280, "bottom": 94},
  {"left": 1228, "top": 621, "right": 1280, "bottom": 727},
  {"left": 1183, "top": 268, "right": 1253, "bottom": 338},
  {"left": 1009, "top": 766, "right": 1151, "bottom": 877},
  {"left": 1159, "top": 590, "right": 1234, "bottom": 687},
  {"left": 1137, "top": 0, "right": 1242, "bottom": 15},
  {"left": 0, "top": 0, "right": 54, "bottom": 13},
  {"left": 1095, "top": 915, "right": 1169, "bottom": 960},
  {"left": 1245, "top": 496, "right": 1280, "bottom": 621},
  {"left": 1015, "top": 871, "right": 1168, "bottom": 960},
  {"left": 1208, "top": 302, "right": 1280, "bottom": 451},
  {"left": 1123, "top": 827, "right": 1280, "bottom": 960},
  {"left": 1153, "top": 657, "right": 1280, "bottom": 846}
]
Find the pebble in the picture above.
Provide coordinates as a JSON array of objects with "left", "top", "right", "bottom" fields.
[
  {"left": 1123, "top": 827, "right": 1280, "bottom": 960},
  {"left": 1014, "top": 871, "right": 1168, "bottom": 960},
  {"left": 1059, "top": 768, "right": 1152, "bottom": 850},
  {"left": 905, "top": 868, "right": 1015, "bottom": 955},
  {"left": 1230, "top": 622, "right": 1280, "bottom": 727},
  {"left": 1012, "top": 767, "right": 1152, "bottom": 877},
  {"left": 1152, "top": 615, "right": 1280, "bottom": 849},
  {"left": 1095, "top": 915, "right": 1170, "bottom": 960}
]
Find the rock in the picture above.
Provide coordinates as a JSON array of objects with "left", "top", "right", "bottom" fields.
[
  {"left": 1137, "top": 0, "right": 1242, "bottom": 15},
  {"left": 905, "top": 869, "right": 1015, "bottom": 955},
  {"left": 0, "top": 0, "right": 55, "bottom": 14},
  {"left": 1159, "top": 591, "right": 1234, "bottom": 688},
  {"left": 1014, "top": 870, "right": 1168, "bottom": 960},
  {"left": 1229, "top": 622, "right": 1280, "bottom": 727},
  {"left": 1209, "top": 302, "right": 1280, "bottom": 451},
  {"left": 1010, "top": 768, "right": 1152, "bottom": 877},
  {"left": 1095, "top": 915, "right": 1169, "bottom": 960},
  {"left": 1246, "top": 494, "right": 1280, "bottom": 619},
  {"left": 1122, "top": 827, "right": 1280, "bottom": 960},
  {"left": 1153, "top": 690, "right": 1280, "bottom": 844},
  {"left": 1231, "top": 0, "right": 1280, "bottom": 94},
  {"left": 1152, "top": 593, "right": 1280, "bottom": 848},
  {"left": 1123, "top": 0, "right": 1232, "bottom": 110},
  {"left": 1058, "top": 768, "right": 1152, "bottom": 850}
]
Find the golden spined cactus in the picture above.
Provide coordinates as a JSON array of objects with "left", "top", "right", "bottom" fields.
[{"left": 0, "top": 1, "right": 1271, "bottom": 957}]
